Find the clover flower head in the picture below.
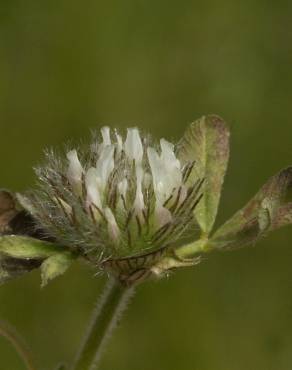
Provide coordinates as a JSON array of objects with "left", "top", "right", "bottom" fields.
[
  {"left": 22, "top": 125, "right": 204, "bottom": 279},
  {"left": 4, "top": 115, "right": 292, "bottom": 287}
]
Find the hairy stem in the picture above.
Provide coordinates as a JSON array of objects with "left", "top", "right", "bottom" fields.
[
  {"left": 176, "top": 238, "right": 209, "bottom": 259},
  {"left": 71, "top": 278, "right": 135, "bottom": 370},
  {"left": 0, "top": 320, "right": 37, "bottom": 370}
]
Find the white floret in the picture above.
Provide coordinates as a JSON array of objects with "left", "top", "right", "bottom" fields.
[
  {"left": 67, "top": 150, "right": 84, "bottom": 195},
  {"left": 125, "top": 128, "right": 144, "bottom": 163}
]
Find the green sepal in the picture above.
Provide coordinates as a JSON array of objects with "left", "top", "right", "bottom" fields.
[
  {"left": 210, "top": 167, "right": 292, "bottom": 250},
  {"left": 177, "top": 115, "right": 230, "bottom": 235}
]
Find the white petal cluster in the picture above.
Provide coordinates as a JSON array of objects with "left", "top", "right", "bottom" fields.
[
  {"left": 66, "top": 128, "right": 188, "bottom": 234},
  {"left": 31, "top": 126, "right": 202, "bottom": 262}
]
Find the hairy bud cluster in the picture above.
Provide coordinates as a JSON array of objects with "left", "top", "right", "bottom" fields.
[{"left": 22, "top": 127, "right": 203, "bottom": 276}]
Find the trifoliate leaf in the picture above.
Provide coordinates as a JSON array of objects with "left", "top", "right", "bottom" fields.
[
  {"left": 41, "top": 252, "right": 74, "bottom": 287},
  {"left": 210, "top": 167, "right": 292, "bottom": 250},
  {"left": 177, "top": 115, "right": 230, "bottom": 235}
]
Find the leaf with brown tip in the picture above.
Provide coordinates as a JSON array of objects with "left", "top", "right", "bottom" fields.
[{"left": 211, "top": 167, "right": 292, "bottom": 250}]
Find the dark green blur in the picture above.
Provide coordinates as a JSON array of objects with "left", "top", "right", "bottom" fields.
[{"left": 1, "top": 1, "right": 292, "bottom": 369}]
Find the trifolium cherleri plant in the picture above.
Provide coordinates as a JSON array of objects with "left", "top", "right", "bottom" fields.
[{"left": 1, "top": 115, "right": 292, "bottom": 370}]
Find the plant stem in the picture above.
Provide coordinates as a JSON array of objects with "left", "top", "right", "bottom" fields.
[
  {"left": 71, "top": 277, "right": 135, "bottom": 370},
  {"left": 176, "top": 237, "right": 209, "bottom": 259},
  {"left": 0, "top": 320, "right": 37, "bottom": 370}
]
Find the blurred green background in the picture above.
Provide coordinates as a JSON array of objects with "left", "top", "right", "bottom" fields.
[{"left": 1, "top": 1, "right": 292, "bottom": 369}]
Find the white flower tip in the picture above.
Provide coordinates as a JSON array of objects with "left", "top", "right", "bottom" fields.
[
  {"left": 101, "top": 126, "right": 111, "bottom": 146},
  {"left": 160, "top": 138, "right": 180, "bottom": 169},
  {"left": 125, "top": 127, "right": 143, "bottom": 163},
  {"left": 160, "top": 138, "right": 174, "bottom": 152},
  {"left": 115, "top": 130, "right": 123, "bottom": 152},
  {"left": 67, "top": 149, "right": 78, "bottom": 162},
  {"left": 67, "top": 149, "right": 83, "bottom": 193}
]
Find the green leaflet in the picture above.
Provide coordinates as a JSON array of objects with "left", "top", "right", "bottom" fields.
[
  {"left": 177, "top": 115, "right": 230, "bottom": 235},
  {"left": 0, "top": 235, "right": 62, "bottom": 259},
  {"left": 210, "top": 167, "right": 292, "bottom": 250},
  {"left": 0, "top": 235, "right": 75, "bottom": 285},
  {"left": 41, "top": 252, "right": 74, "bottom": 287}
]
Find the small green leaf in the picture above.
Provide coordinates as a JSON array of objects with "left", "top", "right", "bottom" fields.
[
  {"left": 41, "top": 252, "right": 74, "bottom": 287},
  {"left": 0, "top": 236, "right": 75, "bottom": 285},
  {"left": 177, "top": 115, "right": 230, "bottom": 234},
  {"left": 211, "top": 167, "right": 292, "bottom": 250},
  {"left": 0, "top": 235, "right": 61, "bottom": 259}
]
